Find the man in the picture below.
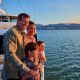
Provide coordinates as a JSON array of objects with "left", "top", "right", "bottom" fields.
[{"left": 2, "top": 13, "right": 37, "bottom": 80}]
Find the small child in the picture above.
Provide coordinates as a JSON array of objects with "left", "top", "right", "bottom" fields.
[
  {"left": 37, "top": 41, "right": 46, "bottom": 80},
  {"left": 22, "top": 42, "right": 40, "bottom": 80}
]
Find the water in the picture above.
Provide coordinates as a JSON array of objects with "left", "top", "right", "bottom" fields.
[{"left": 37, "top": 30, "right": 80, "bottom": 80}]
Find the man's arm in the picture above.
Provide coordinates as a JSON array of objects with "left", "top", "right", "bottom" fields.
[{"left": 4, "top": 31, "right": 30, "bottom": 72}]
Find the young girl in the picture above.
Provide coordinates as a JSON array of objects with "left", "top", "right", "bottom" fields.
[{"left": 21, "top": 42, "right": 41, "bottom": 80}]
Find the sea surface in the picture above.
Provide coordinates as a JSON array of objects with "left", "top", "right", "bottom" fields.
[
  {"left": 37, "top": 30, "right": 80, "bottom": 80},
  {"left": 1, "top": 30, "right": 80, "bottom": 80}
]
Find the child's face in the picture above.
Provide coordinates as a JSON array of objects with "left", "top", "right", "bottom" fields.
[
  {"left": 29, "top": 49, "right": 38, "bottom": 57},
  {"left": 39, "top": 43, "right": 45, "bottom": 51}
]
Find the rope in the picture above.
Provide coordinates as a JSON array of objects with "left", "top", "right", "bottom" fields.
[
  {"left": 1, "top": 0, "right": 7, "bottom": 13},
  {"left": 0, "top": 0, "right": 10, "bottom": 22},
  {"left": 0, "top": 0, "right": 36, "bottom": 22},
  {"left": 17, "top": 0, "right": 25, "bottom": 12},
  {"left": 15, "top": 0, "right": 36, "bottom": 22},
  {"left": 33, "top": 0, "right": 36, "bottom": 22}
]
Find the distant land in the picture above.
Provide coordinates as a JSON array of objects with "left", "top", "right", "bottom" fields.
[
  {"left": 36, "top": 24, "right": 80, "bottom": 30},
  {"left": 0, "top": 23, "right": 80, "bottom": 30}
]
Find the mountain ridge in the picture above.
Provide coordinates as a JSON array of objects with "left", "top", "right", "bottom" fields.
[{"left": 36, "top": 23, "right": 80, "bottom": 30}]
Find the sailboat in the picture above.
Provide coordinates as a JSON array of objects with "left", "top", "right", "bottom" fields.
[
  {"left": 0, "top": 10, "right": 17, "bottom": 52},
  {"left": 0, "top": 0, "right": 17, "bottom": 54},
  {"left": 0, "top": 8, "right": 17, "bottom": 28}
]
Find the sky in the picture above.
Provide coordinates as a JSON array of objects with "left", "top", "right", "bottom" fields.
[{"left": 0, "top": 0, "right": 80, "bottom": 25}]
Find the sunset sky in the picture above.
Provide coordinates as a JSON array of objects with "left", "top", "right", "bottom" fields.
[{"left": 0, "top": 0, "right": 80, "bottom": 25}]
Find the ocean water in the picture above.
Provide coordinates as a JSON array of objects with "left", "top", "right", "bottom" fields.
[{"left": 37, "top": 30, "right": 80, "bottom": 80}]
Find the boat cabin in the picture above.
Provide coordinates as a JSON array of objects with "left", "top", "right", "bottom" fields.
[
  {"left": 0, "top": 14, "right": 17, "bottom": 54},
  {"left": 0, "top": 14, "right": 17, "bottom": 22}
]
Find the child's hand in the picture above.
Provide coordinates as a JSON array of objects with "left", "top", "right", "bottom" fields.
[
  {"left": 40, "top": 55, "right": 46, "bottom": 62},
  {"left": 28, "top": 70, "right": 38, "bottom": 78}
]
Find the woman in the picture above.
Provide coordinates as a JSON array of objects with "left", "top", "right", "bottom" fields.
[{"left": 24, "top": 21, "right": 37, "bottom": 46}]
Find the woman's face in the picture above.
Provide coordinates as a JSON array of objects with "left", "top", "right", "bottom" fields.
[{"left": 28, "top": 24, "right": 36, "bottom": 35}]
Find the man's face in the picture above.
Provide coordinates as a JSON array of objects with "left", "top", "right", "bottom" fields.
[{"left": 18, "top": 17, "right": 30, "bottom": 31}]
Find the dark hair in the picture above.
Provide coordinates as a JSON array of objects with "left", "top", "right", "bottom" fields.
[
  {"left": 25, "top": 42, "right": 38, "bottom": 57},
  {"left": 29, "top": 21, "right": 35, "bottom": 25},
  {"left": 18, "top": 13, "right": 30, "bottom": 20},
  {"left": 34, "top": 34, "right": 37, "bottom": 42},
  {"left": 37, "top": 41, "right": 45, "bottom": 45},
  {"left": 28, "top": 20, "right": 36, "bottom": 29},
  {"left": 27, "top": 21, "right": 36, "bottom": 30}
]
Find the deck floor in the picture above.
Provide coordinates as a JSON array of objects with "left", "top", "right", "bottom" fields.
[
  {"left": 0, "top": 65, "right": 2, "bottom": 80},
  {"left": 0, "top": 55, "right": 4, "bottom": 80}
]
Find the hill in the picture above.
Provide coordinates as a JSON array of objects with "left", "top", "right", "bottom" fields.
[{"left": 36, "top": 24, "right": 80, "bottom": 30}]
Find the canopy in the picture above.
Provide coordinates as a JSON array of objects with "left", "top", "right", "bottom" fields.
[{"left": 0, "top": 8, "right": 7, "bottom": 15}]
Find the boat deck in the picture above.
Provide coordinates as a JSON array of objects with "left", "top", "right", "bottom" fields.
[{"left": 0, "top": 55, "right": 4, "bottom": 80}]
